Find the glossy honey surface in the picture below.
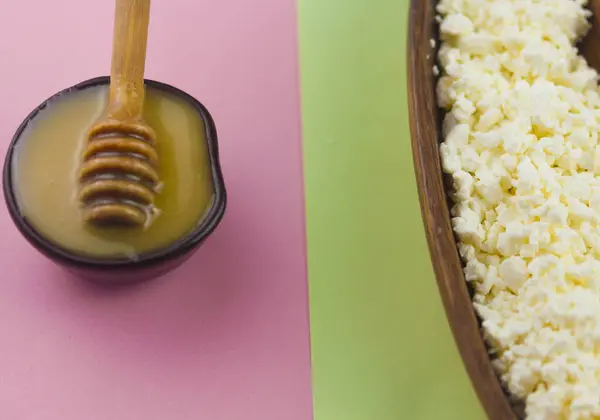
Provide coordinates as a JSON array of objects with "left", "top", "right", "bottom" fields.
[{"left": 11, "top": 84, "right": 215, "bottom": 260}]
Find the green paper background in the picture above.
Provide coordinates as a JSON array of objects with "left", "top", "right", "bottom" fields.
[{"left": 299, "top": 0, "right": 486, "bottom": 418}]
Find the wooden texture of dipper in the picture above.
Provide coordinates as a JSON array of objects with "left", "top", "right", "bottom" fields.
[{"left": 78, "top": 0, "right": 159, "bottom": 228}]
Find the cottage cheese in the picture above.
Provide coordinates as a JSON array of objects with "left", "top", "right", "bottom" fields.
[{"left": 436, "top": 1, "right": 600, "bottom": 418}]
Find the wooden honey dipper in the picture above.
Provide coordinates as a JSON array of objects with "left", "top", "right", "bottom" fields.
[{"left": 78, "top": 0, "right": 159, "bottom": 228}]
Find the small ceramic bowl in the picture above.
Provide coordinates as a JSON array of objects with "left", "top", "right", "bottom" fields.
[{"left": 3, "top": 76, "right": 227, "bottom": 285}]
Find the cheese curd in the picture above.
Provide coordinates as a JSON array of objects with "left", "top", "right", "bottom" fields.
[{"left": 436, "top": 1, "right": 600, "bottom": 419}]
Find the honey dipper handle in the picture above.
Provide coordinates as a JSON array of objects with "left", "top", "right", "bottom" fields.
[{"left": 107, "top": 0, "right": 151, "bottom": 121}]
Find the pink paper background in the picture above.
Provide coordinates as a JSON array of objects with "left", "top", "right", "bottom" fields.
[{"left": 0, "top": 1, "right": 312, "bottom": 419}]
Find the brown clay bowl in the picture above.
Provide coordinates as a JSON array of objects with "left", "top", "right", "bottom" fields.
[
  {"left": 3, "top": 77, "right": 227, "bottom": 286},
  {"left": 407, "top": 1, "right": 600, "bottom": 419}
]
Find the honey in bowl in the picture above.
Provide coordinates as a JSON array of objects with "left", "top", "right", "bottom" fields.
[{"left": 7, "top": 78, "right": 220, "bottom": 264}]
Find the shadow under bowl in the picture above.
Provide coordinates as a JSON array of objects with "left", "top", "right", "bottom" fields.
[{"left": 2, "top": 76, "right": 227, "bottom": 286}]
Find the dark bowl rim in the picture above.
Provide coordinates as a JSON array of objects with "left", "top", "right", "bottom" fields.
[
  {"left": 406, "top": 1, "right": 521, "bottom": 419},
  {"left": 3, "top": 76, "right": 227, "bottom": 270}
]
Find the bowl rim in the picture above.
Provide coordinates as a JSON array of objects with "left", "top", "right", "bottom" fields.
[
  {"left": 407, "top": 1, "right": 518, "bottom": 419},
  {"left": 3, "top": 76, "right": 227, "bottom": 271}
]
